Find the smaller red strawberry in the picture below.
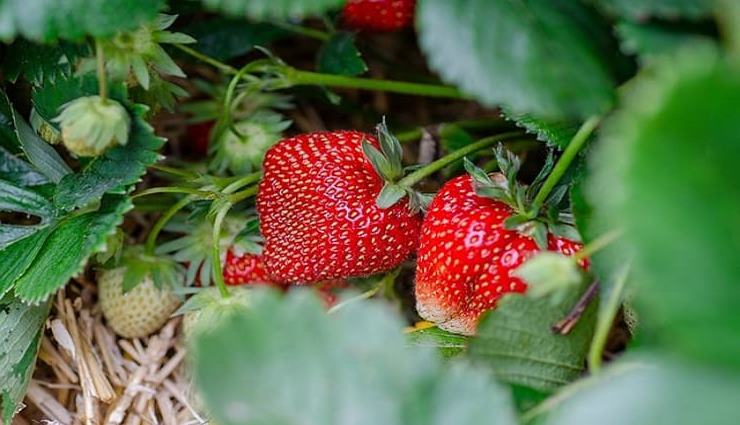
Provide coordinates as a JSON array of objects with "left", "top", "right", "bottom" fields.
[
  {"left": 415, "top": 147, "right": 588, "bottom": 335},
  {"left": 222, "top": 250, "right": 274, "bottom": 286},
  {"left": 343, "top": 0, "right": 416, "bottom": 32}
]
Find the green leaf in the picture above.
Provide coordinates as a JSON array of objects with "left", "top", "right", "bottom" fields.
[
  {"left": 417, "top": 0, "right": 616, "bottom": 119},
  {"left": 1, "top": 39, "right": 87, "bottom": 85},
  {"left": 587, "top": 45, "right": 740, "bottom": 370},
  {"left": 53, "top": 104, "right": 165, "bottom": 211},
  {"left": 500, "top": 109, "right": 579, "bottom": 150},
  {"left": 13, "top": 195, "right": 131, "bottom": 303},
  {"left": 201, "top": 0, "right": 345, "bottom": 20},
  {"left": 376, "top": 183, "right": 407, "bottom": 209},
  {"left": 0, "top": 146, "right": 49, "bottom": 187},
  {"left": 469, "top": 284, "right": 597, "bottom": 392},
  {"left": 0, "top": 179, "right": 54, "bottom": 249},
  {"left": 406, "top": 326, "right": 468, "bottom": 359},
  {"left": 616, "top": 21, "right": 716, "bottom": 65},
  {"left": 0, "top": 92, "right": 71, "bottom": 183},
  {"left": 0, "top": 0, "right": 165, "bottom": 42},
  {"left": 0, "top": 229, "right": 52, "bottom": 299},
  {"left": 0, "top": 296, "right": 50, "bottom": 423},
  {"left": 193, "top": 289, "right": 518, "bottom": 425},
  {"left": 317, "top": 32, "right": 368, "bottom": 77},
  {"left": 540, "top": 357, "right": 740, "bottom": 425},
  {"left": 591, "top": 0, "right": 712, "bottom": 21},
  {"left": 181, "top": 18, "right": 286, "bottom": 61}
]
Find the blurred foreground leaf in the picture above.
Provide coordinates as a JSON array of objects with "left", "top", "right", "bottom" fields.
[
  {"left": 587, "top": 45, "right": 740, "bottom": 370},
  {"left": 193, "top": 289, "right": 518, "bottom": 425}
]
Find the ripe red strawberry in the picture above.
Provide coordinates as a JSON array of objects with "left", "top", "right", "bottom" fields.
[
  {"left": 415, "top": 163, "right": 586, "bottom": 335},
  {"left": 257, "top": 129, "right": 422, "bottom": 283},
  {"left": 222, "top": 250, "right": 274, "bottom": 286},
  {"left": 343, "top": 0, "right": 416, "bottom": 32}
]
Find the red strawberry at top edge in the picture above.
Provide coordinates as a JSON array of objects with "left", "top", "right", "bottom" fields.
[
  {"left": 415, "top": 170, "right": 587, "bottom": 336},
  {"left": 343, "top": 0, "right": 416, "bottom": 32},
  {"left": 257, "top": 130, "right": 422, "bottom": 284}
]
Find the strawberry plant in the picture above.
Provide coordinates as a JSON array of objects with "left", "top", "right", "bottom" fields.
[{"left": 0, "top": 0, "right": 739, "bottom": 424}]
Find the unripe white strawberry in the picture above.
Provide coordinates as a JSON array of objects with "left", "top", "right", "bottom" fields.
[
  {"left": 53, "top": 95, "right": 130, "bottom": 157},
  {"left": 99, "top": 268, "right": 181, "bottom": 338}
]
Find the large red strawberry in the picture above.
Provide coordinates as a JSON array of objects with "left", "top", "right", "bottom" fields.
[
  {"left": 257, "top": 129, "right": 422, "bottom": 283},
  {"left": 343, "top": 0, "right": 416, "bottom": 32},
  {"left": 415, "top": 153, "right": 586, "bottom": 335}
]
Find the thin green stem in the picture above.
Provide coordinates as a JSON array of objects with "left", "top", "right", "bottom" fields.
[
  {"left": 150, "top": 164, "right": 198, "bottom": 178},
  {"left": 175, "top": 44, "right": 238, "bottom": 74},
  {"left": 222, "top": 172, "right": 262, "bottom": 194},
  {"left": 132, "top": 187, "right": 215, "bottom": 200},
  {"left": 211, "top": 206, "right": 231, "bottom": 298},
  {"left": 95, "top": 39, "right": 108, "bottom": 103},
  {"left": 327, "top": 284, "right": 382, "bottom": 314},
  {"left": 227, "top": 185, "right": 259, "bottom": 203},
  {"left": 271, "top": 21, "right": 331, "bottom": 41},
  {"left": 398, "top": 131, "right": 524, "bottom": 188},
  {"left": 528, "top": 116, "right": 601, "bottom": 217},
  {"left": 145, "top": 196, "right": 193, "bottom": 255},
  {"left": 588, "top": 264, "right": 630, "bottom": 373},
  {"left": 575, "top": 228, "right": 623, "bottom": 262},
  {"left": 285, "top": 68, "right": 468, "bottom": 99}
]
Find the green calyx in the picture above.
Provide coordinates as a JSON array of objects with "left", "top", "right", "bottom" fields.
[
  {"left": 53, "top": 95, "right": 130, "bottom": 157},
  {"left": 364, "top": 119, "right": 432, "bottom": 213},
  {"left": 210, "top": 111, "right": 291, "bottom": 175},
  {"left": 81, "top": 14, "right": 194, "bottom": 97},
  {"left": 107, "top": 245, "right": 185, "bottom": 293},
  {"left": 464, "top": 144, "right": 577, "bottom": 249}
]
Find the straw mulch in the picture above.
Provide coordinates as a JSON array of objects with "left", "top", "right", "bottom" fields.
[{"left": 10, "top": 279, "right": 205, "bottom": 425}]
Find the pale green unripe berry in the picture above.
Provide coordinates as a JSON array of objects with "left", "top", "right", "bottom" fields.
[{"left": 53, "top": 95, "right": 130, "bottom": 157}]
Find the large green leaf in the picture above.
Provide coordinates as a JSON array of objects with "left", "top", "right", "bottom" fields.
[
  {"left": 201, "top": 0, "right": 345, "bottom": 20},
  {"left": 500, "top": 109, "right": 579, "bottom": 150},
  {"left": 1, "top": 39, "right": 87, "bottom": 85},
  {"left": 0, "top": 146, "right": 49, "bottom": 187},
  {"left": 539, "top": 357, "right": 740, "bottom": 425},
  {"left": 587, "top": 45, "right": 740, "bottom": 370},
  {"left": 0, "top": 0, "right": 165, "bottom": 42},
  {"left": 0, "top": 91, "right": 71, "bottom": 183},
  {"left": 616, "top": 21, "right": 716, "bottom": 65},
  {"left": 317, "top": 32, "right": 368, "bottom": 77},
  {"left": 406, "top": 326, "right": 468, "bottom": 359},
  {"left": 0, "top": 296, "right": 50, "bottom": 423},
  {"left": 0, "top": 229, "right": 52, "bottom": 299},
  {"left": 181, "top": 18, "right": 286, "bottom": 61},
  {"left": 468, "top": 286, "right": 597, "bottom": 393},
  {"left": 0, "top": 179, "right": 54, "bottom": 249},
  {"left": 417, "top": 0, "right": 616, "bottom": 119},
  {"left": 193, "top": 290, "right": 518, "bottom": 425},
  {"left": 13, "top": 195, "right": 131, "bottom": 303},
  {"left": 591, "top": 0, "right": 712, "bottom": 20}
]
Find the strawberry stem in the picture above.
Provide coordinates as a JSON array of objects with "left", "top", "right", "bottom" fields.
[
  {"left": 527, "top": 116, "right": 601, "bottom": 217},
  {"left": 397, "top": 131, "right": 525, "bottom": 188},
  {"left": 145, "top": 195, "right": 194, "bottom": 255},
  {"left": 575, "top": 228, "right": 623, "bottom": 261},
  {"left": 211, "top": 206, "right": 231, "bottom": 298},
  {"left": 132, "top": 186, "right": 216, "bottom": 200},
  {"left": 270, "top": 21, "right": 331, "bottom": 41},
  {"left": 174, "top": 44, "right": 466, "bottom": 99},
  {"left": 285, "top": 68, "right": 468, "bottom": 99},
  {"left": 227, "top": 185, "right": 259, "bottom": 203},
  {"left": 95, "top": 39, "right": 108, "bottom": 103},
  {"left": 588, "top": 264, "right": 630, "bottom": 373}
]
